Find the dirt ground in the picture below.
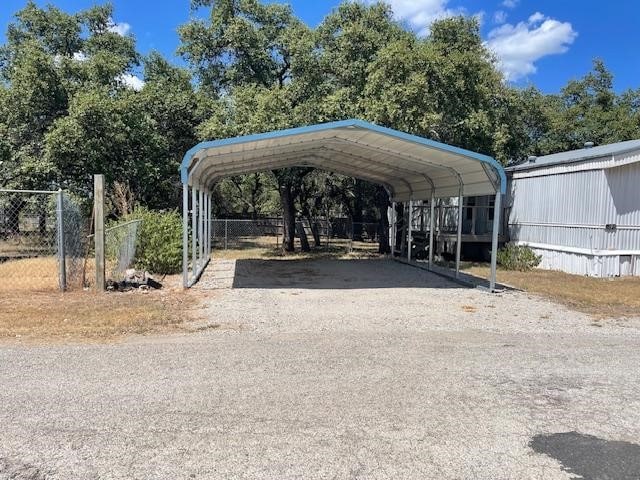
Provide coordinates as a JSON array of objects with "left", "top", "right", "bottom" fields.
[{"left": 1, "top": 258, "right": 639, "bottom": 479}]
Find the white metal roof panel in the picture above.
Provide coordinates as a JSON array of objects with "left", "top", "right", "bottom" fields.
[
  {"left": 181, "top": 120, "right": 506, "bottom": 201},
  {"left": 507, "top": 139, "right": 640, "bottom": 173}
]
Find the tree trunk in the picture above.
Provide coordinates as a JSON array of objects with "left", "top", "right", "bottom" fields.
[
  {"left": 300, "top": 200, "right": 321, "bottom": 248},
  {"left": 297, "top": 220, "right": 311, "bottom": 252},
  {"left": 376, "top": 186, "right": 391, "bottom": 254},
  {"left": 7, "top": 196, "right": 24, "bottom": 235},
  {"left": 278, "top": 183, "right": 296, "bottom": 252},
  {"left": 39, "top": 210, "right": 47, "bottom": 236},
  {"left": 308, "top": 218, "right": 321, "bottom": 247}
]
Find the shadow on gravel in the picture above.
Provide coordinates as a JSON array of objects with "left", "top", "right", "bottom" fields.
[
  {"left": 530, "top": 431, "right": 640, "bottom": 480},
  {"left": 0, "top": 457, "right": 48, "bottom": 480},
  {"left": 231, "top": 258, "right": 465, "bottom": 289}
]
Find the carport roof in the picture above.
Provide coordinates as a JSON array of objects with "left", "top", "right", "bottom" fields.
[{"left": 181, "top": 119, "right": 506, "bottom": 201}]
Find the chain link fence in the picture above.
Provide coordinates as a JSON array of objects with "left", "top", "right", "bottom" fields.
[
  {"left": 211, "top": 218, "right": 282, "bottom": 250},
  {"left": 0, "top": 189, "right": 88, "bottom": 292},
  {"left": 210, "top": 218, "right": 384, "bottom": 255},
  {"left": 105, "top": 219, "right": 142, "bottom": 282}
]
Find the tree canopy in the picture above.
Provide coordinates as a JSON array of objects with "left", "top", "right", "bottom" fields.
[{"left": 1, "top": 0, "right": 639, "bottom": 233}]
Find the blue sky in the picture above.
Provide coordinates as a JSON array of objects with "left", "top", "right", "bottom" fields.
[{"left": 1, "top": 0, "right": 639, "bottom": 93}]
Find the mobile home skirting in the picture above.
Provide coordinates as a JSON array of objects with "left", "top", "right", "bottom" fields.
[{"left": 512, "top": 241, "right": 640, "bottom": 277}]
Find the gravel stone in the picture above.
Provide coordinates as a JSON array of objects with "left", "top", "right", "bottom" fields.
[{"left": 1, "top": 258, "right": 639, "bottom": 479}]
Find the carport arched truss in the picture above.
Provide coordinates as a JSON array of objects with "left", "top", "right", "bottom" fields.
[{"left": 180, "top": 119, "right": 507, "bottom": 291}]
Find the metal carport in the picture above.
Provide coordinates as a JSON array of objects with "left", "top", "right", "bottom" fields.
[{"left": 179, "top": 119, "right": 507, "bottom": 290}]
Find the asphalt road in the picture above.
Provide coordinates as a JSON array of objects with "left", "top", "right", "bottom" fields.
[{"left": 1, "top": 259, "right": 639, "bottom": 479}]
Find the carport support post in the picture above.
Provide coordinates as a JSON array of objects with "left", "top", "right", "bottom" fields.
[
  {"left": 389, "top": 202, "right": 396, "bottom": 254},
  {"left": 182, "top": 183, "right": 189, "bottom": 288},
  {"left": 407, "top": 199, "right": 413, "bottom": 262},
  {"left": 428, "top": 192, "right": 435, "bottom": 270},
  {"left": 207, "top": 192, "right": 211, "bottom": 260},
  {"left": 456, "top": 187, "right": 463, "bottom": 278},
  {"left": 199, "top": 189, "right": 204, "bottom": 267},
  {"left": 203, "top": 190, "right": 208, "bottom": 260},
  {"left": 204, "top": 190, "right": 208, "bottom": 260},
  {"left": 490, "top": 191, "right": 501, "bottom": 292},
  {"left": 191, "top": 186, "right": 197, "bottom": 278},
  {"left": 203, "top": 191, "right": 207, "bottom": 260}
]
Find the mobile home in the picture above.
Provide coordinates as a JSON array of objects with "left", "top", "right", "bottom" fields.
[{"left": 505, "top": 140, "right": 640, "bottom": 277}]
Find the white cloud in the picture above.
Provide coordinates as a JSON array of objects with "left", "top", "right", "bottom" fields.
[
  {"left": 502, "top": 0, "right": 519, "bottom": 8},
  {"left": 73, "top": 51, "right": 88, "bottom": 62},
  {"left": 486, "top": 12, "right": 577, "bottom": 81},
  {"left": 527, "top": 12, "right": 545, "bottom": 24},
  {"left": 364, "top": 0, "right": 467, "bottom": 36},
  {"left": 118, "top": 74, "right": 145, "bottom": 91},
  {"left": 108, "top": 20, "right": 131, "bottom": 36},
  {"left": 493, "top": 10, "right": 507, "bottom": 24}
]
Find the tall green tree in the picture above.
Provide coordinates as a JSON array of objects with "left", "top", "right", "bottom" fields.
[
  {"left": 1, "top": 1, "right": 201, "bottom": 211},
  {"left": 548, "top": 59, "right": 640, "bottom": 151},
  {"left": 180, "top": 0, "right": 321, "bottom": 250},
  {"left": 0, "top": 1, "right": 139, "bottom": 191}
]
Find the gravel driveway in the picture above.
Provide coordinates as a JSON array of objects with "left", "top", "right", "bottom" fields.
[{"left": 1, "top": 258, "right": 640, "bottom": 480}]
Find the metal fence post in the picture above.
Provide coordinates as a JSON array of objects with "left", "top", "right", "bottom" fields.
[
  {"left": 56, "top": 189, "right": 67, "bottom": 291},
  {"left": 224, "top": 218, "right": 228, "bottom": 250}
]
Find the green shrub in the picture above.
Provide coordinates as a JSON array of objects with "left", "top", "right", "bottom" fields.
[
  {"left": 497, "top": 243, "right": 542, "bottom": 271},
  {"left": 125, "top": 207, "right": 183, "bottom": 275}
]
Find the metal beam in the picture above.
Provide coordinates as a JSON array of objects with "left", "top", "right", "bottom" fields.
[
  {"left": 389, "top": 202, "right": 397, "bottom": 253},
  {"left": 199, "top": 188, "right": 202, "bottom": 267},
  {"left": 407, "top": 198, "right": 413, "bottom": 262},
  {"left": 456, "top": 187, "right": 463, "bottom": 277},
  {"left": 191, "top": 186, "right": 197, "bottom": 283},
  {"left": 490, "top": 191, "right": 502, "bottom": 292},
  {"left": 206, "top": 192, "right": 212, "bottom": 260},
  {"left": 429, "top": 192, "right": 435, "bottom": 270},
  {"left": 182, "top": 184, "right": 189, "bottom": 288}
]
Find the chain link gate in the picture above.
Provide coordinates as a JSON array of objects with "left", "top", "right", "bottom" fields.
[{"left": 0, "top": 189, "right": 87, "bottom": 292}]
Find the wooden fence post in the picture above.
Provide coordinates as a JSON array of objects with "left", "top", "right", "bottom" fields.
[{"left": 94, "top": 174, "right": 105, "bottom": 292}]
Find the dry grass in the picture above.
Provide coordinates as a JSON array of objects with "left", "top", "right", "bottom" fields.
[
  {"left": 0, "top": 257, "right": 60, "bottom": 292},
  {"left": 0, "top": 255, "right": 204, "bottom": 342},
  {"left": 0, "top": 255, "right": 132, "bottom": 293},
  {"left": 464, "top": 264, "right": 640, "bottom": 318},
  {"left": 0, "top": 259, "right": 202, "bottom": 341},
  {"left": 0, "top": 288, "right": 196, "bottom": 342}
]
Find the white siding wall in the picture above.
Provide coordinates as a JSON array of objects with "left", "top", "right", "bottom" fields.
[{"left": 508, "top": 162, "right": 640, "bottom": 276}]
